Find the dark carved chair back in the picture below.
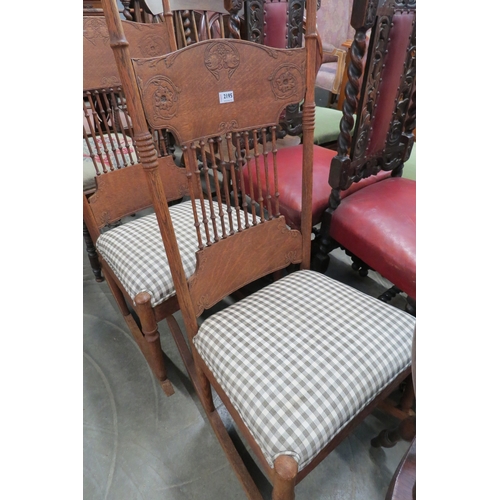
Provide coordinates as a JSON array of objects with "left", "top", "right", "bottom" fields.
[
  {"left": 244, "top": 0, "right": 305, "bottom": 48},
  {"left": 330, "top": 0, "right": 416, "bottom": 200},
  {"left": 242, "top": 0, "right": 306, "bottom": 136}
]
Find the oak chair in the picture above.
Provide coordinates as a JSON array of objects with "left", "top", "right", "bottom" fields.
[
  {"left": 83, "top": 14, "right": 186, "bottom": 394},
  {"left": 312, "top": 0, "right": 416, "bottom": 313},
  {"left": 83, "top": 0, "right": 243, "bottom": 391},
  {"left": 100, "top": 0, "right": 416, "bottom": 497},
  {"left": 83, "top": 0, "right": 243, "bottom": 280}
]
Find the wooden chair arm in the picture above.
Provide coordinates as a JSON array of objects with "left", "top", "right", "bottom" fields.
[{"left": 322, "top": 45, "right": 345, "bottom": 64}]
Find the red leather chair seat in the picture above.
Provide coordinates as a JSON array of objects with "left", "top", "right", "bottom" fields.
[
  {"left": 329, "top": 177, "right": 416, "bottom": 300},
  {"left": 242, "top": 144, "right": 391, "bottom": 229}
]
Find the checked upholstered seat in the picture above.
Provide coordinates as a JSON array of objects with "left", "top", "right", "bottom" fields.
[
  {"left": 96, "top": 199, "right": 257, "bottom": 307},
  {"left": 83, "top": 133, "right": 138, "bottom": 192},
  {"left": 194, "top": 269, "right": 415, "bottom": 471}
]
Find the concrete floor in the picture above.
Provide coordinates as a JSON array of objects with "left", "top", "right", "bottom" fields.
[{"left": 83, "top": 217, "right": 413, "bottom": 500}]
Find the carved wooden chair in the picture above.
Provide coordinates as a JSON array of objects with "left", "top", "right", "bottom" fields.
[
  {"left": 83, "top": 15, "right": 191, "bottom": 395},
  {"left": 83, "top": 0, "right": 243, "bottom": 280},
  {"left": 100, "top": 0, "right": 416, "bottom": 497},
  {"left": 312, "top": 0, "right": 416, "bottom": 314}
]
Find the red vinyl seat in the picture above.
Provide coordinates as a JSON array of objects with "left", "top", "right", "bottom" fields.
[
  {"left": 242, "top": 144, "right": 391, "bottom": 229},
  {"left": 329, "top": 177, "right": 416, "bottom": 300}
]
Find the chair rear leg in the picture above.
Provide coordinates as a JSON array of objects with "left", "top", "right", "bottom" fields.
[
  {"left": 135, "top": 292, "right": 175, "bottom": 396},
  {"left": 101, "top": 268, "right": 165, "bottom": 385},
  {"left": 272, "top": 455, "right": 298, "bottom": 500},
  {"left": 371, "top": 415, "right": 416, "bottom": 449}
]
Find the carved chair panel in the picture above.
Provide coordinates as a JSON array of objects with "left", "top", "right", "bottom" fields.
[
  {"left": 88, "top": 157, "right": 189, "bottom": 228},
  {"left": 132, "top": 39, "right": 306, "bottom": 143}
]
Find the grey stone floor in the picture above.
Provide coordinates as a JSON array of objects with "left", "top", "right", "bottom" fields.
[{"left": 83, "top": 223, "right": 413, "bottom": 500}]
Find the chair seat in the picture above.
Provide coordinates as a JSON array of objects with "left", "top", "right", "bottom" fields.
[
  {"left": 96, "top": 199, "right": 244, "bottom": 307},
  {"left": 315, "top": 61, "right": 338, "bottom": 92},
  {"left": 194, "top": 269, "right": 415, "bottom": 471},
  {"left": 83, "top": 133, "right": 137, "bottom": 192},
  {"left": 242, "top": 145, "right": 391, "bottom": 229},
  {"left": 330, "top": 177, "right": 416, "bottom": 299},
  {"left": 314, "top": 107, "right": 343, "bottom": 145}
]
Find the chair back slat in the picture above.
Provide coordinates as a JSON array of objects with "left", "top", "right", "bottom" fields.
[{"left": 88, "top": 156, "right": 190, "bottom": 228}]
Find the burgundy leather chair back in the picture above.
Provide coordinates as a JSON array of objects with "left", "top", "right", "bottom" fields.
[
  {"left": 244, "top": 0, "right": 305, "bottom": 49},
  {"left": 330, "top": 0, "right": 416, "bottom": 192}
]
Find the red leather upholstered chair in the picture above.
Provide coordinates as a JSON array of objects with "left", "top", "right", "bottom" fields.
[
  {"left": 240, "top": 0, "right": 390, "bottom": 230},
  {"left": 313, "top": 0, "right": 416, "bottom": 313}
]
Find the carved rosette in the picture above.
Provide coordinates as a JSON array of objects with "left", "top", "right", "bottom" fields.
[
  {"left": 139, "top": 35, "right": 166, "bottom": 58},
  {"left": 269, "top": 64, "right": 302, "bottom": 100},
  {"left": 204, "top": 42, "right": 240, "bottom": 80},
  {"left": 142, "top": 77, "right": 180, "bottom": 124},
  {"left": 83, "top": 17, "right": 109, "bottom": 46}
]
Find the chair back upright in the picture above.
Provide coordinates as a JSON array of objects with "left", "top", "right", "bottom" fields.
[
  {"left": 100, "top": 0, "right": 318, "bottom": 332},
  {"left": 330, "top": 0, "right": 416, "bottom": 200}
]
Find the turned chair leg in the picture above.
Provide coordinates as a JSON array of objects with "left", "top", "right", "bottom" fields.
[
  {"left": 83, "top": 221, "right": 103, "bottom": 282},
  {"left": 135, "top": 292, "right": 174, "bottom": 396},
  {"left": 272, "top": 455, "right": 298, "bottom": 500},
  {"left": 371, "top": 415, "right": 416, "bottom": 449}
]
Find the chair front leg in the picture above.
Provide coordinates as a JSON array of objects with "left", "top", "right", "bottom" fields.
[
  {"left": 272, "top": 455, "right": 298, "bottom": 500},
  {"left": 135, "top": 292, "right": 175, "bottom": 396}
]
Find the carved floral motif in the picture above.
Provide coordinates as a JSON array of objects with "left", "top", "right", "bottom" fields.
[
  {"left": 101, "top": 76, "right": 121, "bottom": 87},
  {"left": 204, "top": 42, "right": 240, "bottom": 80},
  {"left": 139, "top": 35, "right": 166, "bottom": 58},
  {"left": 142, "top": 77, "right": 180, "bottom": 123},
  {"left": 269, "top": 64, "right": 302, "bottom": 100},
  {"left": 83, "top": 17, "right": 109, "bottom": 46},
  {"left": 218, "top": 120, "right": 239, "bottom": 133}
]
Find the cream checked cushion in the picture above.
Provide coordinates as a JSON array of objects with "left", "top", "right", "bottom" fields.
[
  {"left": 96, "top": 200, "right": 256, "bottom": 307},
  {"left": 83, "top": 133, "right": 137, "bottom": 192},
  {"left": 194, "top": 269, "right": 415, "bottom": 471}
]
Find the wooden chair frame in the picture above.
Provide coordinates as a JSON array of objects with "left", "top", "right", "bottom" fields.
[
  {"left": 83, "top": 0, "right": 244, "bottom": 392},
  {"left": 98, "top": 0, "right": 415, "bottom": 498}
]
